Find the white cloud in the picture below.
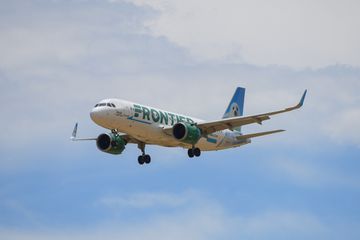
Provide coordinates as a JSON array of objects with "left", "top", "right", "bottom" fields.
[
  {"left": 0, "top": 27, "right": 87, "bottom": 71},
  {"left": 0, "top": 191, "right": 331, "bottom": 240},
  {"left": 260, "top": 156, "right": 360, "bottom": 188},
  {"left": 236, "top": 211, "right": 327, "bottom": 238},
  {"left": 0, "top": 211, "right": 328, "bottom": 239},
  {"left": 323, "top": 108, "right": 360, "bottom": 147},
  {"left": 99, "top": 191, "right": 199, "bottom": 208},
  {"left": 127, "top": 0, "right": 360, "bottom": 68},
  {"left": 0, "top": 0, "right": 359, "bottom": 155}
]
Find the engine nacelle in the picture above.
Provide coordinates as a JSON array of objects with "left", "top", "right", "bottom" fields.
[
  {"left": 96, "top": 133, "right": 126, "bottom": 155},
  {"left": 172, "top": 122, "right": 201, "bottom": 145}
]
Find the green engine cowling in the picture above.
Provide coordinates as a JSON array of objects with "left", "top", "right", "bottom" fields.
[
  {"left": 172, "top": 122, "right": 201, "bottom": 145},
  {"left": 96, "top": 133, "right": 126, "bottom": 155}
]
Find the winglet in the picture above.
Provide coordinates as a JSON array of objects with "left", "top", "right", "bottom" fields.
[
  {"left": 71, "top": 123, "right": 78, "bottom": 140},
  {"left": 298, "top": 89, "right": 307, "bottom": 107}
]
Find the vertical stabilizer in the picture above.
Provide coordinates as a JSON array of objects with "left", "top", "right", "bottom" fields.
[{"left": 223, "top": 87, "right": 245, "bottom": 132}]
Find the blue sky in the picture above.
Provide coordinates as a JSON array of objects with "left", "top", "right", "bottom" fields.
[{"left": 1, "top": 0, "right": 360, "bottom": 239}]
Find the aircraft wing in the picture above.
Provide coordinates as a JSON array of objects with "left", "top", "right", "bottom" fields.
[
  {"left": 197, "top": 90, "right": 307, "bottom": 135},
  {"left": 159, "top": 90, "right": 306, "bottom": 137},
  {"left": 70, "top": 123, "right": 141, "bottom": 144}
]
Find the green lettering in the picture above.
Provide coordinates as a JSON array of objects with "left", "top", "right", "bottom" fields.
[
  {"left": 133, "top": 104, "right": 142, "bottom": 118},
  {"left": 159, "top": 111, "right": 169, "bottom": 125},
  {"left": 186, "top": 117, "right": 195, "bottom": 124},
  {"left": 178, "top": 116, "right": 185, "bottom": 123},
  {"left": 151, "top": 109, "right": 160, "bottom": 122},
  {"left": 168, "top": 113, "right": 175, "bottom": 125},
  {"left": 142, "top": 107, "right": 150, "bottom": 120}
]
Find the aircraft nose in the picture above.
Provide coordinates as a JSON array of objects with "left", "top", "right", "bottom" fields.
[
  {"left": 90, "top": 108, "right": 104, "bottom": 123},
  {"left": 90, "top": 103, "right": 115, "bottom": 127}
]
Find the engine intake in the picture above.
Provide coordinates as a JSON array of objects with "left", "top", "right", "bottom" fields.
[
  {"left": 96, "top": 133, "right": 126, "bottom": 155},
  {"left": 172, "top": 122, "right": 201, "bottom": 145}
]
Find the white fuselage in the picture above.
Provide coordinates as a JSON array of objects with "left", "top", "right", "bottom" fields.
[{"left": 90, "top": 99, "right": 250, "bottom": 151}]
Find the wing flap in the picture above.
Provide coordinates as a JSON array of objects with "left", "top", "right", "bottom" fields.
[
  {"left": 199, "top": 115, "right": 270, "bottom": 135},
  {"left": 236, "top": 129, "right": 285, "bottom": 140}
]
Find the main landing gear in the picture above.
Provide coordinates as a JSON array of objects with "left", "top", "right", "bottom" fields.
[
  {"left": 138, "top": 154, "right": 151, "bottom": 165},
  {"left": 137, "top": 142, "right": 151, "bottom": 165},
  {"left": 188, "top": 147, "right": 201, "bottom": 158}
]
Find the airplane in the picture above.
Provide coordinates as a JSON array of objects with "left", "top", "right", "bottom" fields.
[{"left": 71, "top": 87, "right": 307, "bottom": 165}]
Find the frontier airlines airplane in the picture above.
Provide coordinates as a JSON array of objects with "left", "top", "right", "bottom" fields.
[{"left": 71, "top": 87, "right": 307, "bottom": 165}]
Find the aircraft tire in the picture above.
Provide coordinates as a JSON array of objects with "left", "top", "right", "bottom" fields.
[
  {"left": 193, "top": 148, "right": 201, "bottom": 157},
  {"left": 188, "top": 149, "right": 194, "bottom": 158},
  {"left": 144, "top": 154, "right": 151, "bottom": 164},
  {"left": 138, "top": 155, "right": 145, "bottom": 165}
]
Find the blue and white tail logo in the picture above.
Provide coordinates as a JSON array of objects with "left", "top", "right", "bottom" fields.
[
  {"left": 223, "top": 87, "right": 245, "bottom": 132},
  {"left": 228, "top": 102, "right": 240, "bottom": 117}
]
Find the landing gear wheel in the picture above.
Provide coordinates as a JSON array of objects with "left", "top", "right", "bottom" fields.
[
  {"left": 138, "top": 155, "right": 145, "bottom": 165},
  {"left": 137, "top": 142, "right": 151, "bottom": 165},
  {"left": 188, "top": 148, "right": 201, "bottom": 158},
  {"left": 144, "top": 154, "right": 151, "bottom": 164},
  {"left": 188, "top": 149, "right": 194, "bottom": 158},
  {"left": 193, "top": 148, "right": 201, "bottom": 157}
]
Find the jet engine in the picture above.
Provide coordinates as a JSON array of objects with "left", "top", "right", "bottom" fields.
[
  {"left": 172, "top": 122, "right": 201, "bottom": 145},
  {"left": 96, "top": 133, "right": 126, "bottom": 155}
]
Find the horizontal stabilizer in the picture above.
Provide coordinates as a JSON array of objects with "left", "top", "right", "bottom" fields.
[{"left": 236, "top": 129, "right": 285, "bottom": 140}]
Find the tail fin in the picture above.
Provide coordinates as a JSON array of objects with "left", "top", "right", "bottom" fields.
[{"left": 223, "top": 87, "right": 245, "bottom": 132}]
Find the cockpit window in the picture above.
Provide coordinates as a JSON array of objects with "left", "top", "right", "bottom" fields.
[{"left": 95, "top": 102, "right": 116, "bottom": 108}]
